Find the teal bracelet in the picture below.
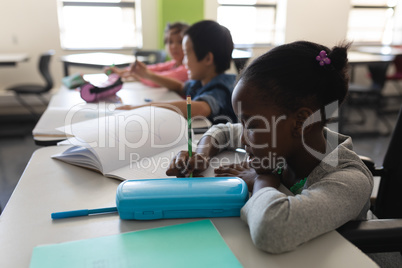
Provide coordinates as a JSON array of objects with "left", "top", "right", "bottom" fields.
[
  {"left": 276, "top": 167, "right": 282, "bottom": 175},
  {"left": 290, "top": 177, "right": 307, "bottom": 195}
]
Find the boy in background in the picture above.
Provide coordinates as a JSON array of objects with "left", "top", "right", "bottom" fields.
[{"left": 118, "top": 20, "right": 237, "bottom": 125}]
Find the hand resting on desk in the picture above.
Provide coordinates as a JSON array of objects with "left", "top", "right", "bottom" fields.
[
  {"left": 215, "top": 162, "right": 257, "bottom": 190},
  {"left": 166, "top": 152, "right": 280, "bottom": 193}
]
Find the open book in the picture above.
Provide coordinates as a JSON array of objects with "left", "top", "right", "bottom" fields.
[
  {"left": 34, "top": 104, "right": 211, "bottom": 139},
  {"left": 52, "top": 107, "right": 190, "bottom": 180},
  {"left": 33, "top": 104, "right": 115, "bottom": 137}
]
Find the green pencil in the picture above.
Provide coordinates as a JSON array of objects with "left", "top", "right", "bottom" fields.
[{"left": 187, "top": 95, "right": 193, "bottom": 178}]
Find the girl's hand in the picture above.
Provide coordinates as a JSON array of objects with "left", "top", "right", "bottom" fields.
[
  {"left": 252, "top": 173, "right": 281, "bottom": 194},
  {"left": 166, "top": 151, "right": 210, "bottom": 177},
  {"left": 104, "top": 65, "right": 140, "bottom": 80},
  {"left": 104, "top": 66, "right": 120, "bottom": 75},
  {"left": 214, "top": 162, "right": 281, "bottom": 193},
  {"left": 130, "top": 61, "right": 151, "bottom": 79},
  {"left": 104, "top": 66, "right": 133, "bottom": 77},
  {"left": 214, "top": 161, "right": 257, "bottom": 190}
]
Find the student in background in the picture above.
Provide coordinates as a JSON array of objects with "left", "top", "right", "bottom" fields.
[
  {"left": 106, "top": 22, "right": 189, "bottom": 91},
  {"left": 166, "top": 41, "right": 373, "bottom": 254},
  {"left": 117, "top": 20, "right": 237, "bottom": 125}
]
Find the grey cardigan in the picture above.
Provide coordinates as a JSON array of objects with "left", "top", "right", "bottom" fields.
[{"left": 204, "top": 123, "right": 374, "bottom": 253}]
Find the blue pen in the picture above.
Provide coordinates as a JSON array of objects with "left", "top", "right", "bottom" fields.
[{"left": 51, "top": 207, "right": 118, "bottom": 219}]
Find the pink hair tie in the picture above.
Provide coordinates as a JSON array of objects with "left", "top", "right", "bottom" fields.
[{"left": 316, "top": 50, "right": 331, "bottom": 66}]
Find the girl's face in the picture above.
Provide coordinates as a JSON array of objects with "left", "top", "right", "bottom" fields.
[
  {"left": 166, "top": 29, "right": 184, "bottom": 63},
  {"left": 182, "top": 35, "right": 208, "bottom": 81},
  {"left": 232, "top": 79, "right": 294, "bottom": 174}
]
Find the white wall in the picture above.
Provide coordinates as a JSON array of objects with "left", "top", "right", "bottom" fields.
[
  {"left": 204, "top": 0, "right": 218, "bottom": 20},
  {"left": 1, "top": 0, "right": 352, "bottom": 92},
  {"left": 0, "top": 0, "right": 159, "bottom": 92},
  {"left": 205, "top": 0, "right": 351, "bottom": 63},
  {"left": 0, "top": 0, "right": 61, "bottom": 90},
  {"left": 278, "top": 0, "right": 350, "bottom": 47}
]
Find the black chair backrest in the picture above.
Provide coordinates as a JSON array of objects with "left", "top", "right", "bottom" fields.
[
  {"left": 368, "top": 62, "right": 390, "bottom": 90},
  {"left": 373, "top": 105, "right": 402, "bottom": 218},
  {"left": 134, "top": 50, "right": 167, "bottom": 65},
  {"left": 39, "top": 50, "right": 55, "bottom": 92},
  {"left": 393, "top": 54, "right": 402, "bottom": 74}
]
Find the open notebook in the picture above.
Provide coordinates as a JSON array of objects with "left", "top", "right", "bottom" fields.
[
  {"left": 34, "top": 104, "right": 211, "bottom": 138},
  {"left": 52, "top": 107, "right": 191, "bottom": 180}
]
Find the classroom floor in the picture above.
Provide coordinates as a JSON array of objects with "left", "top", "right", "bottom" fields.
[{"left": 0, "top": 115, "right": 41, "bottom": 211}]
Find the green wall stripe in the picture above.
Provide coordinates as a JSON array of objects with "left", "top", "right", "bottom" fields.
[{"left": 157, "top": 0, "right": 204, "bottom": 49}]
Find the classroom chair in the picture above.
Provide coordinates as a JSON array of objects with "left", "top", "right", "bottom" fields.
[
  {"left": 386, "top": 54, "right": 402, "bottom": 94},
  {"left": 6, "top": 50, "right": 55, "bottom": 118},
  {"left": 134, "top": 49, "right": 167, "bottom": 65},
  {"left": 343, "top": 62, "right": 393, "bottom": 136},
  {"left": 337, "top": 105, "right": 402, "bottom": 253}
]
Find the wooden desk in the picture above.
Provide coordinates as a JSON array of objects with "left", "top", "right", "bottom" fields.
[
  {"left": 0, "top": 146, "right": 378, "bottom": 267},
  {"left": 0, "top": 53, "right": 29, "bottom": 66},
  {"left": 60, "top": 52, "right": 136, "bottom": 76},
  {"left": 347, "top": 51, "right": 395, "bottom": 83},
  {"left": 348, "top": 51, "right": 395, "bottom": 66},
  {"left": 61, "top": 50, "right": 252, "bottom": 76}
]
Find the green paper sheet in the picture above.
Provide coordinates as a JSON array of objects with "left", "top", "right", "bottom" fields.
[{"left": 30, "top": 220, "right": 243, "bottom": 268}]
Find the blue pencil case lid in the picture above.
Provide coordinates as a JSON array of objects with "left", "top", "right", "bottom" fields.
[{"left": 116, "top": 177, "right": 249, "bottom": 220}]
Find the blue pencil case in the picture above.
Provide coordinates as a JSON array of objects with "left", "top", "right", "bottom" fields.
[{"left": 116, "top": 177, "right": 249, "bottom": 220}]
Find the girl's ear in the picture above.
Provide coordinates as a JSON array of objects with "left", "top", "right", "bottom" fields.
[{"left": 292, "top": 108, "right": 314, "bottom": 137}]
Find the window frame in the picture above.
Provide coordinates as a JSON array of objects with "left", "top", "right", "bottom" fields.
[
  {"left": 347, "top": 2, "right": 397, "bottom": 45},
  {"left": 217, "top": 2, "right": 277, "bottom": 48},
  {"left": 58, "top": 0, "right": 142, "bottom": 51}
]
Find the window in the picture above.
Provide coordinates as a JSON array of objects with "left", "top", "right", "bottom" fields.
[
  {"left": 57, "top": 0, "right": 142, "bottom": 50},
  {"left": 347, "top": 0, "right": 398, "bottom": 45},
  {"left": 217, "top": 0, "right": 276, "bottom": 47}
]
